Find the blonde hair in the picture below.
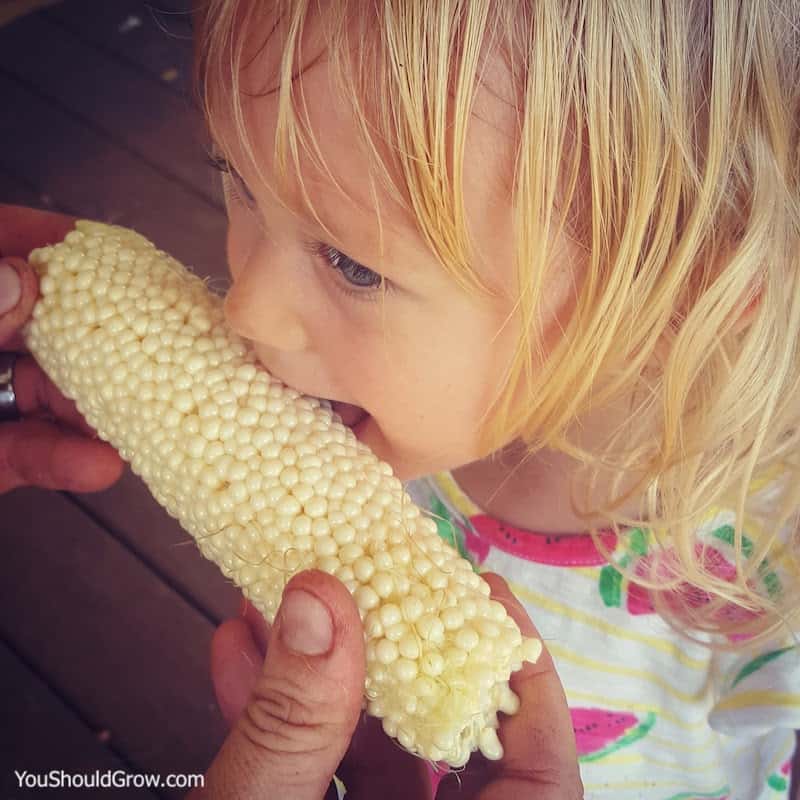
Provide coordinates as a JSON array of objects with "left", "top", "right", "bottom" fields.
[{"left": 192, "top": 0, "right": 800, "bottom": 650}]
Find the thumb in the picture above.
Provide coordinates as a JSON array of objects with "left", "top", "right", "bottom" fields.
[
  {"left": 197, "top": 570, "right": 366, "bottom": 800},
  {"left": 0, "top": 257, "right": 39, "bottom": 349}
]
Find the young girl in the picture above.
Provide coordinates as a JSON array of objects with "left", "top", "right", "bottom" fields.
[{"left": 191, "top": 1, "right": 800, "bottom": 796}]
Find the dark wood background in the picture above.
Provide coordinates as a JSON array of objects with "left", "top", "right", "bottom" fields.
[{"left": 0, "top": 2, "right": 238, "bottom": 797}]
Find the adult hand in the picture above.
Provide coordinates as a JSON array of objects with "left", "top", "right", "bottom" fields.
[
  {"left": 197, "top": 569, "right": 583, "bottom": 800},
  {"left": 0, "top": 203, "right": 124, "bottom": 493}
]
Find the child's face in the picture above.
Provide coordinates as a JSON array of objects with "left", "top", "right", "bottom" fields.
[{"left": 215, "top": 26, "right": 578, "bottom": 481}]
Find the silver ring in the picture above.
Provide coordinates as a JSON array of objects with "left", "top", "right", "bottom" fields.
[{"left": 0, "top": 351, "right": 21, "bottom": 422}]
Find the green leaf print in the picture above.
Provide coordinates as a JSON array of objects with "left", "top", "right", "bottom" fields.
[
  {"left": 767, "top": 773, "right": 788, "bottom": 792},
  {"left": 663, "top": 788, "right": 730, "bottom": 800},
  {"left": 599, "top": 555, "right": 631, "bottom": 607},
  {"left": 628, "top": 527, "right": 650, "bottom": 556},
  {"left": 711, "top": 525, "right": 782, "bottom": 599},
  {"left": 763, "top": 569, "right": 782, "bottom": 598},
  {"left": 429, "top": 495, "right": 477, "bottom": 569},
  {"left": 712, "top": 525, "right": 754, "bottom": 558},
  {"left": 599, "top": 565, "right": 623, "bottom": 607},
  {"left": 731, "top": 645, "right": 796, "bottom": 689}
]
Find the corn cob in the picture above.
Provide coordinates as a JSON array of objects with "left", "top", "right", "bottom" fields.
[{"left": 22, "top": 220, "right": 542, "bottom": 768}]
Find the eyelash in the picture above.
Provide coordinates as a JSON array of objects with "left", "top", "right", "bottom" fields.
[
  {"left": 207, "top": 152, "right": 391, "bottom": 303},
  {"left": 303, "top": 242, "right": 390, "bottom": 302},
  {"left": 206, "top": 153, "right": 257, "bottom": 207}
]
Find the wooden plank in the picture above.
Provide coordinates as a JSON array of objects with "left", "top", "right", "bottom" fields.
[
  {"left": 0, "top": 30, "right": 238, "bottom": 625},
  {"left": 0, "top": 639, "right": 158, "bottom": 800},
  {"left": 0, "top": 0, "right": 60, "bottom": 29},
  {"left": 0, "top": 487, "right": 227, "bottom": 797},
  {"left": 0, "top": 72, "right": 229, "bottom": 287},
  {"left": 45, "top": 0, "right": 195, "bottom": 96},
  {"left": 70, "top": 468, "right": 242, "bottom": 624},
  {"left": 0, "top": 168, "right": 47, "bottom": 211},
  {"left": 0, "top": 9, "right": 223, "bottom": 203}
]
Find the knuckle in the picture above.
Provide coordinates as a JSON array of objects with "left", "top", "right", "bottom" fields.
[
  {"left": 538, "top": 766, "right": 584, "bottom": 800},
  {"left": 507, "top": 764, "right": 584, "bottom": 799},
  {"left": 239, "top": 672, "right": 332, "bottom": 757}
]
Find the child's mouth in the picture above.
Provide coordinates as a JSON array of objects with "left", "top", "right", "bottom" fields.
[{"left": 330, "top": 400, "right": 370, "bottom": 431}]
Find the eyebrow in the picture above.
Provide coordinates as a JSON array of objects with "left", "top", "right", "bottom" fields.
[
  {"left": 296, "top": 174, "right": 405, "bottom": 265},
  {"left": 234, "top": 156, "right": 424, "bottom": 275},
  {"left": 208, "top": 128, "right": 433, "bottom": 282}
]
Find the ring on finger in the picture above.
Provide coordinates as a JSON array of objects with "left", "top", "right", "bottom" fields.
[{"left": 0, "top": 350, "right": 21, "bottom": 422}]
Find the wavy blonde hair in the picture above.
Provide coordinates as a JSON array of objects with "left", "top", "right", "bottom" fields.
[{"left": 191, "top": 0, "right": 800, "bottom": 650}]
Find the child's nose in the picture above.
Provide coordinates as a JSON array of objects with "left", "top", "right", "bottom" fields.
[{"left": 222, "top": 261, "right": 310, "bottom": 352}]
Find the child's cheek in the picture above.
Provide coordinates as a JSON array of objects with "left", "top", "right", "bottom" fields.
[{"left": 224, "top": 210, "right": 259, "bottom": 282}]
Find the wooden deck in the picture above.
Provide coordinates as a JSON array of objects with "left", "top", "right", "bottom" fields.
[
  {"left": 0, "top": 2, "right": 797, "bottom": 798},
  {"left": 0, "top": 2, "right": 237, "bottom": 797}
]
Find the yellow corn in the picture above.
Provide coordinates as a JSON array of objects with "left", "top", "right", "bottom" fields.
[{"left": 22, "top": 220, "right": 542, "bottom": 768}]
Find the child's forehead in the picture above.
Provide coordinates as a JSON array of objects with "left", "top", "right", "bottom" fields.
[
  {"left": 235, "top": 73, "right": 420, "bottom": 254},
  {"left": 213, "top": 69, "right": 428, "bottom": 271},
  {"left": 215, "top": 1, "right": 521, "bottom": 283},
  {"left": 219, "top": 49, "right": 390, "bottom": 237}
]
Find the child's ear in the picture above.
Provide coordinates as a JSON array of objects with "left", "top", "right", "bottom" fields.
[{"left": 651, "top": 283, "right": 762, "bottom": 367}]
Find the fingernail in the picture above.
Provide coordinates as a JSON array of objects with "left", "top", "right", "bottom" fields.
[
  {"left": 0, "top": 262, "right": 21, "bottom": 314},
  {"left": 279, "top": 590, "right": 334, "bottom": 656}
]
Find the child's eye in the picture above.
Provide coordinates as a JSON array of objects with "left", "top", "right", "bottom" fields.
[
  {"left": 308, "top": 242, "right": 391, "bottom": 302},
  {"left": 206, "top": 153, "right": 257, "bottom": 208},
  {"left": 206, "top": 148, "right": 391, "bottom": 303}
]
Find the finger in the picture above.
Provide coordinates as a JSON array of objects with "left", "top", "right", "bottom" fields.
[
  {"left": 336, "top": 713, "right": 432, "bottom": 800},
  {"left": 236, "top": 598, "right": 430, "bottom": 800},
  {"left": 241, "top": 596, "right": 270, "bottom": 657},
  {"left": 211, "top": 612, "right": 341, "bottom": 800},
  {"left": 198, "top": 570, "right": 367, "bottom": 800},
  {"left": 481, "top": 572, "right": 554, "bottom": 672},
  {"left": 482, "top": 572, "right": 579, "bottom": 775},
  {"left": 12, "top": 355, "right": 99, "bottom": 437},
  {"left": 438, "top": 573, "right": 583, "bottom": 800},
  {"left": 0, "top": 257, "right": 40, "bottom": 350},
  {"left": 0, "top": 204, "right": 77, "bottom": 260},
  {"left": 210, "top": 618, "right": 264, "bottom": 727},
  {"left": 0, "top": 418, "right": 124, "bottom": 493}
]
